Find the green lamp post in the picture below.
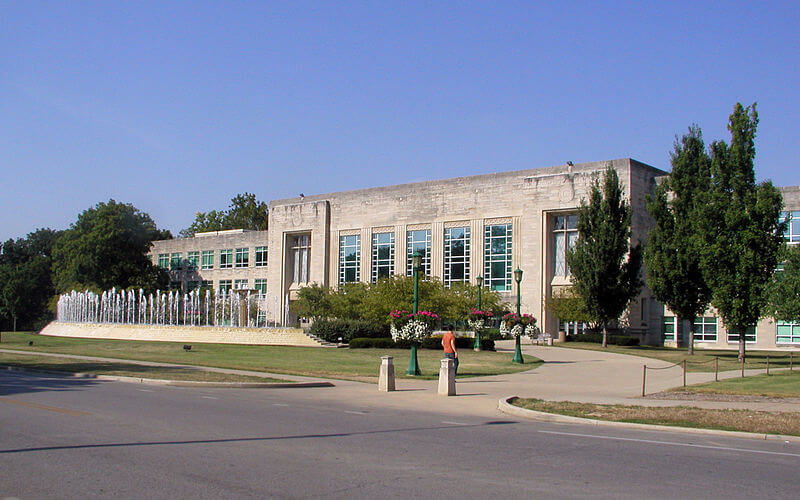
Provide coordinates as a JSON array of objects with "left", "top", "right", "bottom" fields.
[
  {"left": 512, "top": 267, "right": 524, "bottom": 364},
  {"left": 473, "top": 275, "right": 483, "bottom": 351},
  {"left": 407, "top": 251, "right": 423, "bottom": 375}
]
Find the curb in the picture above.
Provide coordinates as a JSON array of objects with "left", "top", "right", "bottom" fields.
[
  {"left": 1, "top": 365, "right": 335, "bottom": 389},
  {"left": 498, "top": 396, "right": 800, "bottom": 443}
]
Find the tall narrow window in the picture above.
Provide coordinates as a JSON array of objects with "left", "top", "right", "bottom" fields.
[
  {"left": 218, "top": 280, "right": 232, "bottom": 292},
  {"left": 339, "top": 235, "right": 360, "bottom": 284},
  {"left": 170, "top": 253, "right": 183, "bottom": 270},
  {"left": 158, "top": 253, "right": 169, "bottom": 269},
  {"left": 371, "top": 232, "right": 394, "bottom": 282},
  {"left": 444, "top": 227, "right": 470, "bottom": 287},
  {"left": 187, "top": 251, "right": 199, "bottom": 270},
  {"left": 290, "top": 234, "right": 310, "bottom": 284},
  {"left": 235, "top": 248, "right": 249, "bottom": 268},
  {"left": 693, "top": 316, "right": 717, "bottom": 342},
  {"left": 234, "top": 279, "right": 249, "bottom": 289},
  {"left": 484, "top": 223, "right": 512, "bottom": 291},
  {"left": 219, "top": 249, "right": 233, "bottom": 269},
  {"left": 201, "top": 250, "right": 214, "bottom": 270},
  {"left": 663, "top": 316, "right": 677, "bottom": 341},
  {"left": 552, "top": 214, "right": 578, "bottom": 277},
  {"left": 781, "top": 211, "right": 800, "bottom": 244},
  {"left": 407, "top": 229, "right": 431, "bottom": 276},
  {"left": 255, "top": 246, "right": 268, "bottom": 267},
  {"left": 254, "top": 279, "right": 267, "bottom": 296}
]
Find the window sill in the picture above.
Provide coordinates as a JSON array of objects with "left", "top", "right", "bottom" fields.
[{"left": 550, "top": 276, "right": 573, "bottom": 286}]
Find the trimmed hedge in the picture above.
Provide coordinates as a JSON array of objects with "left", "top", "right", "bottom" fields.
[
  {"left": 566, "top": 333, "right": 640, "bottom": 346},
  {"left": 348, "top": 337, "right": 396, "bottom": 348},
  {"left": 310, "top": 318, "right": 388, "bottom": 343},
  {"left": 348, "top": 336, "right": 495, "bottom": 351}
]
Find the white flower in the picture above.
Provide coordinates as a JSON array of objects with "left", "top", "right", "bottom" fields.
[
  {"left": 467, "top": 319, "right": 485, "bottom": 332},
  {"left": 392, "top": 319, "right": 431, "bottom": 341},
  {"left": 511, "top": 324, "right": 525, "bottom": 338}
]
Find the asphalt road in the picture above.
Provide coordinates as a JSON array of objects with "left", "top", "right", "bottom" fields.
[{"left": 1, "top": 370, "right": 798, "bottom": 499}]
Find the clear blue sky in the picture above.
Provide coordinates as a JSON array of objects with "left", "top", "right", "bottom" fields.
[{"left": 2, "top": 1, "right": 798, "bottom": 242}]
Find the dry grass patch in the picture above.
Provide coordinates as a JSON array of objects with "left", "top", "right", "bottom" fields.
[{"left": 512, "top": 398, "right": 800, "bottom": 436}]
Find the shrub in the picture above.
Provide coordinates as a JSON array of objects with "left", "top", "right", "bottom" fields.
[
  {"left": 348, "top": 337, "right": 395, "bottom": 349},
  {"left": 310, "top": 318, "right": 388, "bottom": 343}
]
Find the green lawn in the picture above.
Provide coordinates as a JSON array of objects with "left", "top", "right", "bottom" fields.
[
  {"left": 559, "top": 342, "right": 797, "bottom": 373},
  {"left": 0, "top": 332, "right": 538, "bottom": 380},
  {"left": 671, "top": 371, "right": 800, "bottom": 398},
  {"left": 0, "top": 352, "right": 285, "bottom": 382}
]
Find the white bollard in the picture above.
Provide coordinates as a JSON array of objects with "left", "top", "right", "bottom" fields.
[
  {"left": 438, "top": 358, "right": 456, "bottom": 396},
  {"left": 378, "top": 356, "right": 395, "bottom": 392}
]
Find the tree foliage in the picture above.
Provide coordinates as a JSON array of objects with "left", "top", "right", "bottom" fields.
[
  {"left": 0, "top": 228, "right": 60, "bottom": 330},
  {"left": 567, "top": 164, "right": 643, "bottom": 347},
  {"left": 698, "top": 103, "right": 786, "bottom": 361},
  {"left": 645, "top": 126, "right": 713, "bottom": 354},
  {"left": 544, "top": 288, "right": 592, "bottom": 327},
  {"left": 769, "top": 244, "right": 800, "bottom": 322},
  {"left": 52, "top": 200, "right": 170, "bottom": 293},
  {"left": 180, "top": 193, "right": 268, "bottom": 237},
  {"left": 292, "top": 275, "right": 505, "bottom": 326}
]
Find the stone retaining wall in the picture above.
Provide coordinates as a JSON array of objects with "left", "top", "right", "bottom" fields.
[{"left": 39, "top": 322, "right": 323, "bottom": 347}]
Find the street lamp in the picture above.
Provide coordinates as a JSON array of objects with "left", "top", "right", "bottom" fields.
[
  {"left": 513, "top": 267, "right": 524, "bottom": 364},
  {"left": 474, "top": 275, "right": 483, "bottom": 351},
  {"left": 407, "top": 251, "right": 423, "bottom": 375}
]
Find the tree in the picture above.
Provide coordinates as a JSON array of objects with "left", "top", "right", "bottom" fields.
[
  {"left": 180, "top": 193, "right": 268, "bottom": 237},
  {"left": 52, "top": 200, "right": 170, "bottom": 293},
  {"left": 0, "top": 228, "right": 61, "bottom": 331},
  {"left": 567, "top": 164, "right": 644, "bottom": 348},
  {"left": 699, "top": 103, "right": 786, "bottom": 362},
  {"left": 544, "top": 288, "right": 592, "bottom": 331},
  {"left": 769, "top": 244, "right": 800, "bottom": 322},
  {"left": 645, "top": 126, "right": 713, "bottom": 354}
]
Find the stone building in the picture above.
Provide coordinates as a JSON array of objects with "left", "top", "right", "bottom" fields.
[
  {"left": 150, "top": 229, "right": 269, "bottom": 295},
  {"left": 149, "top": 160, "right": 800, "bottom": 349}
]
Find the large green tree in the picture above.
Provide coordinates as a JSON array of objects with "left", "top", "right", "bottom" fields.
[
  {"left": 567, "top": 164, "right": 643, "bottom": 348},
  {"left": 645, "top": 126, "right": 713, "bottom": 354},
  {"left": 699, "top": 103, "right": 786, "bottom": 361},
  {"left": 769, "top": 244, "right": 800, "bottom": 322},
  {"left": 180, "top": 193, "right": 268, "bottom": 237},
  {"left": 52, "top": 200, "right": 170, "bottom": 292},
  {"left": 0, "top": 228, "right": 61, "bottom": 331}
]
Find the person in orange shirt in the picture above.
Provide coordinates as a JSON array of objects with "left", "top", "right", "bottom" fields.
[{"left": 441, "top": 328, "right": 458, "bottom": 376}]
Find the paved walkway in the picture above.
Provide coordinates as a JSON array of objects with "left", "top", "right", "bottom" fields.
[{"left": 4, "top": 343, "right": 800, "bottom": 417}]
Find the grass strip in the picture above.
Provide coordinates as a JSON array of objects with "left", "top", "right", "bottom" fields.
[
  {"left": 669, "top": 371, "right": 800, "bottom": 398},
  {"left": 559, "top": 342, "right": 798, "bottom": 373},
  {"left": 0, "top": 353, "right": 286, "bottom": 383},
  {"left": 0, "top": 332, "right": 537, "bottom": 380},
  {"left": 512, "top": 397, "right": 800, "bottom": 436}
]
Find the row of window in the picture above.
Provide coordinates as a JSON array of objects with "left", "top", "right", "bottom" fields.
[
  {"left": 157, "top": 247, "right": 268, "bottom": 271},
  {"left": 663, "top": 316, "right": 800, "bottom": 344},
  {"left": 170, "top": 279, "right": 269, "bottom": 295},
  {"left": 337, "top": 224, "right": 513, "bottom": 289}
]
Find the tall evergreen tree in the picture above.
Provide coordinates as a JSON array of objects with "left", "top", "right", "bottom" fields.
[
  {"left": 645, "top": 126, "right": 712, "bottom": 354},
  {"left": 567, "top": 164, "right": 643, "bottom": 348},
  {"left": 700, "top": 103, "right": 786, "bottom": 361}
]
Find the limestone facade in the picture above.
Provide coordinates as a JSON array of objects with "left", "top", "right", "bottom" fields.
[
  {"left": 149, "top": 229, "right": 269, "bottom": 294},
  {"left": 267, "top": 158, "right": 666, "bottom": 342}
]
